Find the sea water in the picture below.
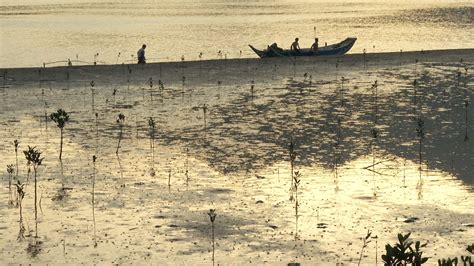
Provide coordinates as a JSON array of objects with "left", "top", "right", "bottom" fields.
[{"left": 0, "top": 0, "right": 473, "bottom": 68}]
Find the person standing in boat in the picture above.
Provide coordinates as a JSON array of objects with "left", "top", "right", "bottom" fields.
[
  {"left": 311, "top": 38, "right": 319, "bottom": 51},
  {"left": 137, "top": 44, "right": 146, "bottom": 64},
  {"left": 290, "top": 38, "right": 300, "bottom": 53}
]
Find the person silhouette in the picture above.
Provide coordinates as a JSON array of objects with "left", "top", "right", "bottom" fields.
[
  {"left": 137, "top": 44, "right": 146, "bottom": 64},
  {"left": 290, "top": 38, "right": 300, "bottom": 53},
  {"left": 311, "top": 38, "right": 319, "bottom": 51}
]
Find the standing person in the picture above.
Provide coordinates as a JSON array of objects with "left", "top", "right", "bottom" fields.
[
  {"left": 290, "top": 38, "right": 300, "bottom": 53},
  {"left": 311, "top": 38, "right": 319, "bottom": 51},
  {"left": 137, "top": 44, "right": 146, "bottom": 64}
]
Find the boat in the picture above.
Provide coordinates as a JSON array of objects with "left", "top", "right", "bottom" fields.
[{"left": 249, "top": 37, "right": 357, "bottom": 58}]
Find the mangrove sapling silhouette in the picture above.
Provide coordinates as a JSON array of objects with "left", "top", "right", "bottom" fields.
[
  {"left": 90, "top": 81, "right": 95, "bottom": 110},
  {"left": 381, "top": 232, "right": 429, "bottom": 265},
  {"left": 340, "top": 76, "right": 345, "bottom": 106},
  {"left": 112, "top": 88, "right": 117, "bottom": 107},
  {"left": 292, "top": 171, "right": 301, "bottom": 240},
  {"left": 372, "top": 80, "right": 378, "bottom": 124},
  {"left": 413, "top": 79, "right": 418, "bottom": 107},
  {"left": 116, "top": 113, "right": 125, "bottom": 155},
  {"left": 92, "top": 155, "right": 98, "bottom": 248},
  {"left": 182, "top": 76, "right": 186, "bottom": 96},
  {"left": 15, "top": 180, "right": 26, "bottom": 241},
  {"left": 23, "top": 146, "right": 44, "bottom": 239},
  {"left": 50, "top": 109, "right": 70, "bottom": 160},
  {"left": 333, "top": 119, "right": 342, "bottom": 190},
  {"left": 464, "top": 99, "right": 469, "bottom": 141},
  {"left": 168, "top": 168, "right": 171, "bottom": 189},
  {"left": 207, "top": 209, "right": 217, "bottom": 266},
  {"left": 127, "top": 67, "right": 132, "bottom": 91},
  {"left": 7, "top": 164, "right": 14, "bottom": 205},
  {"left": 95, "top": 112, "right": 99, "bottom": 137},
  {"left": 14, "top": 139, "right": 19, "bottom": 176},
  {"left": 357, "top": 230, "right": 372, "bottom": 266},
  {"left": 199, "top": 52, "right": 203, "bottom": 75},
  {"left": 371, "top": 128, "right": 378, "bottom": 197},
  {"left": 185, "top": 147, "right": 190, "bottom": 186},
  {"left": 363, "top": 49, "right": 367, "bottom": 71},
  {"left": 148, "top": 117, "right": 156, "bottom": 176},
  {"left": 202, "top": 104, "right": 208, "bottom": 131},
  {"left": 289, "top": 140, "right": 296, "bottom": 191},
  {"left": 250, "top": 80, "right": 255, "bottom": 100},
  {"left": 149, "top": 77, "right": 153, "bottom": 102},
  {"left": 416, "top": 117, "right": 425, "bottom": 196},
  {"left": 437, "top": 244, "right": 474, "bottom": 265}
]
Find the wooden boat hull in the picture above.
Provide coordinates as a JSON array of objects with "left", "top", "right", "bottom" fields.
[{"left": 249, "top": 37, "right": 357, "bottom": 58}]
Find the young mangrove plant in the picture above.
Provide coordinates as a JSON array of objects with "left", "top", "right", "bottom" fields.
[
  {"left": 15, "top": 180, "right": 26, "bottom": 241},
  {"left": 50, "top": 109, "right": 70, "bottom": 160},
  {"left": 149, "top": 77, "right": 153, "bottom": 102},
  {"left": 371, "top": 127, "right": 378, "bottom": 197},
  {"left": 7, "top": 164, "right": 14, "bottom": 206},
  {"left": 92, "top": 155, "right": 98, "bottom": 247},
  {"left": 464, "top": 99, "right": 469, "bottom": 141},
  {"left": 413, "top": 79, "right": 418, "bottom": 107},
  {"left": 381, "top": 232, "right": 429, "bottom": 265},
  {"left": 148, "top": 117, "right": 156, "bottom": 176},
  {"left": 112, "top": 88, "right": 117, "bottom": 107},
  {"left": 116, "top": 113, "right": 125, "bottom": 155},
  {"left": 168, "top": 168, "right": 172, "bottom": 189},
  {"left": 372, "top": 80, "right": 378, "bottom": 124},
  {"left": 357, "top": 230, "right": 372, "bottom": 266},
  {"left": 202, "top": 104, "right": 208, "bottom": 130},
  {"left": 416, "top": 117, "right": 425, "bottom": 196},
  {"left": 90, "top": 80, "right": 95, "bottom": 110},
  {"left": 23, "top": 146, "right": 44, "bottom": 238},
  {"left": 14, "top": 139, "right": 19, "bottom": 176},
  {"left": 250, "top": 80, "right": 255, "bottom": 100},
  {"left": 207, "top": 209, "right": 217, "bottom": 266},
  {"left": 289, "top": 140, "right": 296, "bottom": 191},
  {"left": 292, "top": 171, "right": 301, "bottom": 240}
]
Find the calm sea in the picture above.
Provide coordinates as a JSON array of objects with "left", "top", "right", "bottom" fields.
[{"left": 0, "top": 0, "right": 473, "bottom": 68}]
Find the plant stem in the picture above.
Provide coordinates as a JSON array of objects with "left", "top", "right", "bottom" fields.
[
  {"left": 211, "top": 222, "right": 215, "bottom": 266},
  {"left": 59, "top": 128, "right": 63, "bottom": 160}
]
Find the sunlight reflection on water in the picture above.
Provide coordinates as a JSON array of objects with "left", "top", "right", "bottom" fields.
[{"left": 0, "top": 0, "right": 473, "bottom": 67}]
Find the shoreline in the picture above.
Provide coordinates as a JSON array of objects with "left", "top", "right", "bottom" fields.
[
  {"left": 1, "top": 47, "right": 472, "bottom": 74},
  {"left": 0, "top": 48, "right": 472, "bottom": 93}
]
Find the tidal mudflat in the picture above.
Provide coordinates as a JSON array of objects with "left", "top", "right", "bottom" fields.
[{"left": 1, "top": 49, "right": 473, "bottom": 264}]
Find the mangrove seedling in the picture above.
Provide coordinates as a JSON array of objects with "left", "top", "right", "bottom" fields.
[
  {"left": 292, "top": 171, "right": 301, "bottom": 240},
  {"left": 112, "top": 88, "right": 117, "bottom": 107},
  {"left": 14, "top": 139, "right": 19, "bottom": 176},
  {"left": 50, "top": 109, "right": 70, "bottom": 160},
  {"left": 92, "top": 155, "right": 98, "bottom": 247},
  {"left": 416, "top": 117, "right": 425, "bottom": 195},
  {"left": 207, "top": 209, "right": 217, "bottom": 266},
  {"left": 15, "top": 180, "right": 26, "bottom": 241},
  {"left": 116, "top": 113, "right": 125, "bottom": 154},
  {"left": 413, "top": 79, "right": 418, "bottom": 106},
  {"left": 168, "top": 168, "right": 171, "bottom": 189},
  {"left": 90, "top": 80, "right": 95, "bottom": 110},
  {"left": 381, "top": 232, "right": 429, "bottom": 265},
  {"left": 250, "top": 80, "right": 255, "bottom": 100},
  {"left": 464, "top": 99, "right": 469, "bottom": 141},
  {"left": 372, "top": 80, "right": 378, "bottom": 124},
  {"left": 23, "top": 146, "right": 43, "bottom": 238},
  {"left": 149, "top": 77, "right": 153, "bottom": 102},
  {"left": 148, "top": 117, "right": 156, "bottom": 176},
  {"left": 7, "top": 164, "right": 14, "bottom": 206},
  {"left": 357, "top": 230, "right": 372, "bottom": 266},
  {"left": 371, "top": 127, "right": 378, "bottom": 197},
  {"left": 289, "top": 140, "right": 296, "bottom": 190}
]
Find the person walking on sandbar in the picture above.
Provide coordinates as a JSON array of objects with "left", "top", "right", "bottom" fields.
[{"left": 137, "top": 44, "right": 146, "bottom": 64}]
